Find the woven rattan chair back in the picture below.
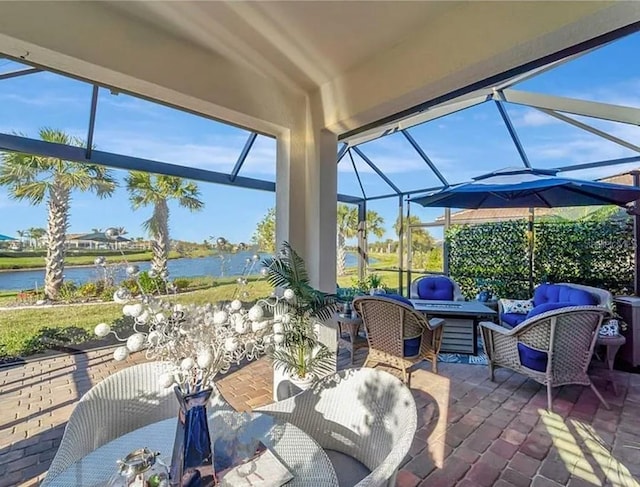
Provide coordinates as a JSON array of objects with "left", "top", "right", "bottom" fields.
[
  {"left": 353, "top": 296, "right": 443, "bottom": 383},
  {"left": 256, "top": 368, "right": 417, "bottom": 487}
]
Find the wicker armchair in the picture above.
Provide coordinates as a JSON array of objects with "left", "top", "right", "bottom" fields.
[
  {"left": 352, "top": 295, "right": 444, "bottom": 383},
  {"left": 256, "top": 368, "right": 417, "bottom": 487},
  {"left": 479, "top": 305, "right": 611, "bottom": 411},
  {"left": 42, "top": 361, "right": 232, "bottom": 485}
]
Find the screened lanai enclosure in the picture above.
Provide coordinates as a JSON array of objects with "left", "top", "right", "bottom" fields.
[{"left": 0, "top": 10, "right": 640, "bottom": 296}]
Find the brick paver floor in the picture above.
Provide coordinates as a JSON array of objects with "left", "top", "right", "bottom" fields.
[{"left": 1, "top": 343, "right": 639, "bottom": 486}]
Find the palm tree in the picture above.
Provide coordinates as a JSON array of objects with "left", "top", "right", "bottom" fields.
[
  {"left": 394, "top": 215, "right": 435, "bottom": 266},
  {"left": 126, "top": 172, "right": 204, "bottom": 277},
  {"left": 16, "top": 230, "right": 28, "bottom": 249},
  {"left": 0, "top": 129, "right": 116, "bottom": 299},
  {"left": 28, "top": 227, "right": 47, "bottom": 249},
  {"left": 336, "top": 204, "right": 385, "bottom": 276}
]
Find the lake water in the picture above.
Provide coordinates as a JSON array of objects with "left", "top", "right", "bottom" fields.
[{"left": 0, "top": 251, "right": 366, "bottom": 291}]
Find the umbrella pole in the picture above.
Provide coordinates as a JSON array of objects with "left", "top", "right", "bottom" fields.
[
  {"left": 634, "top": 171, "right": 640, "bottom": 296},
  {"left": 528, "top": 208, "right": 535, "bottom": 295},
  {"left": 398, "top": 195, "right": 404, "bottom": 296}
]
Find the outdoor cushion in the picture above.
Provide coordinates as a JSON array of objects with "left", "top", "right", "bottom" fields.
[
  {"left": 325, "top": 449, "right": 370, "bottom": 487},
  {"left": 533, "top": 284, "right": 597, "bottom": 307},
  {"left": 500, "top": 298, "right": 534, "bottom": 314},
  {"left": 385, "top": 293, "right": 413, "bottom": 307},
  {"left": 517, "top": 343, "right": 548, "bottom": 372},
  {"left": 416, "top": 276, "right": 455, "bottom": 300},
  {"left": 502, "top": 313, "right": 527, "bottom": 329},
  {"left": 526, "top": 301, "right": 576, "bottom": 320}
]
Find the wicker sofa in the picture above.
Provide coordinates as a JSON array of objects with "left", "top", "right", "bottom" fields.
[{"left": 499, "top": 282, "right": 613, "bottom": 329}]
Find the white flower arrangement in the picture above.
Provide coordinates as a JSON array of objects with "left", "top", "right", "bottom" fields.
[{"left": 95, "top": 294, "right": 292, "bottom": 393}]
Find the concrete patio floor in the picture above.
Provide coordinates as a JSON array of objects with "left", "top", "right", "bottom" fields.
[{"left": 1, "top": 344, "right": 639, "bottom": 487}]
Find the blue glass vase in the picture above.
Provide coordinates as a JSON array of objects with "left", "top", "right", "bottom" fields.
[{"left": 170, "top": 387, "right": 213, "bottom": 486}]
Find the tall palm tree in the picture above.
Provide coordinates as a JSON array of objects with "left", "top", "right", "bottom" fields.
[
  {"left": 126, "top": 172, "right": 204, "bottom": 277},
  {"left": 394, "top": 214, "right": 435, "bottom": 267},
  {"left": 336, "top": 204, "right": 385, "bottom": 276},
  {"left": 0, "top": 129, "right": 116, "bottom": 299}
]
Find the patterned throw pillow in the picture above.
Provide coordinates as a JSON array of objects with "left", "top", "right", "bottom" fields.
[
  {"left": 500, "top": 298, "right": 534, "bottom": 315},
  {"left": 599, "top": 318, "right": 621, "bottom": 337}
]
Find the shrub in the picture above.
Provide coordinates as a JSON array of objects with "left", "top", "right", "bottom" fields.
[
  {"left": 173, "top": 278, "right": 191, "bottom": 291},
  {"left": 58, "top": 281, "right": 78, "bottom": 302},
  {"left": 99, "top": 286, "right": 117, "bottom": 302},
  {"left": 78, "top": 281, "right": 100, "bottom": 297},
  {"left": 137, "top": 271, "right": 167, "bottom": 295}
]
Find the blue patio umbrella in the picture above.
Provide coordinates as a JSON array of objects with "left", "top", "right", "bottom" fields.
[
  {"left": 0, "top": 234, "right": 16, "bottom": 241},
  {"left": 413, "top": 167, "right": 640, "bottom": 209}
]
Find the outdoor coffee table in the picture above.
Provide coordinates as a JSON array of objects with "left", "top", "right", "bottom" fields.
[{"left": 410, "top": 299, "right": 497, "bottom": 355}]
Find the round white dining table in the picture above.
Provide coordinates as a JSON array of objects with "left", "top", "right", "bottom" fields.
[{"left": 44, "top": 411, "right": 339, "bottom": 486}]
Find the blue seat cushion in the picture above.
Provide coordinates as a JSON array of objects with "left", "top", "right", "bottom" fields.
[
  {"left": 533, "top": 284, "right": 597, "bottom": 307},
  {"left": 417, "top": 277, "right": 455, "bottom": 300},
  {"left": 526, "top": 301, "right": 576, "bottom": 320},
  {"left": 404, "top": 336, "right": 421, "bottom": 357},
  {"left": 502, "top": 313, "right": 527, "bottom": 328},
  {"left": 517, "top": 343, "right": 548, "bottom": 372},
  {"left": 384, "top": 293, "right": 413, "bottom": 307}
]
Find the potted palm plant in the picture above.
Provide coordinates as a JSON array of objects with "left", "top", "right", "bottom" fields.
[{"left": 262, "top": 242, "right": 337, "bottom": 391}]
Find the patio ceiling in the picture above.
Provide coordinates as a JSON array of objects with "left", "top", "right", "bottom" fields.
[{"left": 0, "top": 2, "right": 638, "bottom": 136}]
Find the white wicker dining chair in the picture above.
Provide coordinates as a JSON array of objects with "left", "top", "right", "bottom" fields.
[
  {"left": 479, "top": 305, "right": 611, "bottom": 412},
  {"left": 256, "top": 368, "right": 417, "bottom": 487},
  {"left": 42, "top": 361, "right": 231, "bottom": 485}
]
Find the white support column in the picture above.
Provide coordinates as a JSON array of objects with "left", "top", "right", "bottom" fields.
[
  {"left": 275, "top": 111, "right": 338, "bottom": 293},
  {"left": 273, "top": 104, "right": 338, "bottom": 400}
]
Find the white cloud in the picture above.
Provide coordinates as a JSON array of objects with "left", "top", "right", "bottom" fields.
[
  {"left": 515, "top": 109, "right": 561, "bottom": 127},
  {"left": 0, "top": 92, "right": 86, "bottom": 108},
  {"left": 94, "top": 130, "right": 276, "bottom": 174}
]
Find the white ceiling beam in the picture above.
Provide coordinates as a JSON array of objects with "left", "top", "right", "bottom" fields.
[
  {"left": 539, "top": 108, "right": 640, "bottom": 153},
  {"left": 343, "top": 93, "right": 491, "bottom": 147},
  {"left": 499, "top": 89, "right": 640, "bottom": 125}
]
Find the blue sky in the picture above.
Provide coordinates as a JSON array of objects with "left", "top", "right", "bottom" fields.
[{"left": 1, "top": 32, "right": 639, "bottom": 244}]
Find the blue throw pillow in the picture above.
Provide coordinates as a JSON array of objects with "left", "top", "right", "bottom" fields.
[
  {"left": 404, "top": 337, "right": 421, "bottom": 357},
  {"left": 417, "top": 277, "right": 454, "bottom": 300},
  {"left": 517, "top": 343, "right": 548, "bottom": 372}
]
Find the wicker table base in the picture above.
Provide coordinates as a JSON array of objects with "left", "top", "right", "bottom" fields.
[
  {"left": 595, "top": 334, "right": 626, "bottom": 396},
  {"left": 336, "top": 313, "right": 367, "bottom": 364}
]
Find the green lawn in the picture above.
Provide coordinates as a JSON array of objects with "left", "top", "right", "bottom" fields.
[
  {"left": 0, "top": 252, "right": 402, "bottom": 359},
  {"left": 0, "top": 280, "right": 277, "bottom": 359},
  {"left": 0, "top": 249, "right": 212, "bottom": 270}
]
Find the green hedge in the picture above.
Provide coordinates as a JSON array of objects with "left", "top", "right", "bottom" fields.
[{"left": 447, "top": 219, "right": 633, "bottom": 299}]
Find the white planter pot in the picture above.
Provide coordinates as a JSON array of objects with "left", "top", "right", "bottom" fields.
[{"left": 273, "top": 368, "right": 314, "bottom": 400}]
